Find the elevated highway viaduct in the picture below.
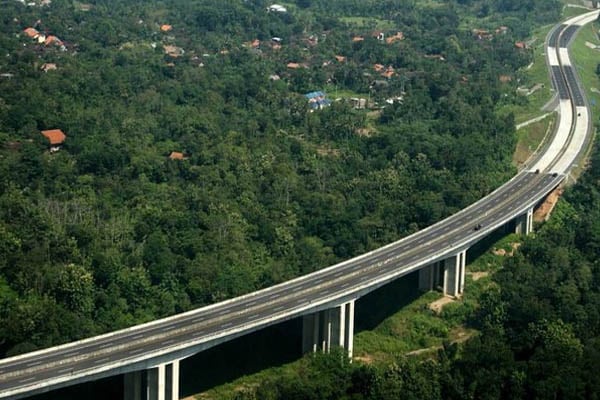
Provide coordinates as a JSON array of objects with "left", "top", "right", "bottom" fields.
[{"left": 0, "top": 10, "right": 597, "bottom": 400}]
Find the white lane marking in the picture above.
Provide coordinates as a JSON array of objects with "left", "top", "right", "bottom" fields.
[
  {"left": 128, "top": 348, "right": 144, "bottom": 355},
  {"left": 26, "top": 361, "right": 42, "bottom": 367},
  {"left": 268, "top": 294, "right": 279, "bottom": 300},
  {"left": 160, "top": 325, "right": 173, "bottom": 332},
  {"left": 246, "top": 301, "right": 256, "bottom": 306},
  {"left": 341, "top": 282, "right": 350, "bottom": 288},
  {"left": 18, "top": 377, "right": 37, "bottom": 383},
  {"left": 321, "top": 289, "right": 330, "bottom": 295},
  {"left": 247, "top": 314, "right": 260, "bottom": 320},
  {"left": 314, "top": 278, "right": 324, "bottom": 284},
  {"left": 273, "top": 305, "right": 285, "bottom": 311},
  {"left": 191, "top": 317, "right": 204, "bottom": 323},
  {"left": 98, "top": 343, "right": 112, "bottom": 349},
  {"left": 63, "top": 351, "right": 80, "bottom": 358},
  {"left": 132, "top": 334, "right": 144, "bottom": 339},
  {"left": 217, "top": 309, "right": 229, "bottom": 316},
  {"left": 93, "top": 357, "right": 110, "bottom": 365},
  {"left": 58, "top": 368, "right": 72, "bottom": 374},
  {"left": 333, "top": 271, "right": 343, "bottom": 277},
  {"left": 221, "top": 322, "right": 233, "bottom": 328},
  {"left": 161, "top": 339, "right": 175, "bottom": 345}
]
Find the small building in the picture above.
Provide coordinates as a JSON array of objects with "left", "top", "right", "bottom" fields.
[
  {"left": 372, "top": 31, "right": 385, "bottom": 41},
  {"left": 160, "top": 24, "right": 173, "bottom": 32},
  {"left": 335, "top": 55, "right": 346, "bottom": 62},
  {"left": 386, "top": 32, "right": 404, "bottom": 44},
  {"left": 515, "top": 41, "right": 527, "bottom": 49},
  {"left": 163, "top": 45, "right": 184, "bottom": 57},
  {"left": 305, "top": 91, "right": 331, "bottom": 110},
  {"left": 267, "top": 4, "right": 287, "bottom": 12},
  {"left": 168, "top": 151, "right": 186, "bottom": 160},
  {"left": 352, "top": 36, "right": 364, "bottom": 42},
  {"left": 41, "top": 129, "right": 66, "bottom": 152},
  {"left": 23, "top": 27, "right": 39, "bottom": 38},
  {"left": 44, "top": 35, "right": 63, "bottom": 47},
  {"left": 41, "top": 63, "right": 57, "bottom": 72}
]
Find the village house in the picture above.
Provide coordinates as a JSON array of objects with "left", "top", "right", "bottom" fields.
[
  {"left": 305, "top": 91, "right": 331, "bottom": 110},
  {"left": 267, "top": 4, "right": 287, "bottom": 13},
  {"left": 160, "top": 24, "right": 172, "bottom": 32},
  {"left": 472, "top": 29, "right": 493, "bottom": 40},
  {"left": 515, "top": 41, "right": 528, "bottom": 49},
  {"left": 372, "top": 31, "right": 385, "bottom": 41},
  {"left": 386, "top": 32, "right": 405, "bottom": 44},
  {"left": 44, "top": 35, "right": 63, "bottom": 47},
  {"left": 168, "top": 151, "right": 186, "bottom": 160},
  {"left": 23, "top": 27, "right": 40, "bottom": 38},
  {"left": 163, "top": 44, "right": 184, "bottom": 57},
  {"left": 40, "top": 129, "right": 66, "bottom": 152},
  {"left": 335, "top": 55, "right": 346, "bottom": 62},
  {"left": 41, "top": 63, "right": 57, "bottom": 72}
]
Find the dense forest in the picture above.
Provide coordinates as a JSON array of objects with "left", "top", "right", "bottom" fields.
[
  {"left": 230, "top": 142, "right": 600, "bottom": 399},
  {"left": 0, "top": 0, "right": 560, "bottom": 357}
]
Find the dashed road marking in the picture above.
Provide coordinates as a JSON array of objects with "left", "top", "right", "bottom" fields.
[
  {"left": 26, "top": 361, "right": 42, "bottom": 367},
  {"left": 93, "top": 357, "right": 110, "bottom": 365},
  {"left": 18, "top": 377, "right": 36, "bottom": 384}
]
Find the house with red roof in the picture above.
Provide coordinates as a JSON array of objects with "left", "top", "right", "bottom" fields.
[{"left": 41, "top": 129, "right": 66, "bottom": 152}]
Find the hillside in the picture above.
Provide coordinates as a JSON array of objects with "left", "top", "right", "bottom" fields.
[{"left": 0, "top": 0, "right": 560, "bottom": 358}]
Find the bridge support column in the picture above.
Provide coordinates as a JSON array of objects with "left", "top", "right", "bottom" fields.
[
  {"left": 124, "top": 371, "right": 143, "bottom": 400},
  {"left": 515, "top": 207, "right": 534, "bottom": 235},
  {"left": 133, "top": 360, "right": 179, "bottom": 400},
  {"left": 442, "top": 250, "right": 466, "bottom": 298},
  {"left": 419, "top": 262, "right": 442, "bottom": 291},
  {"left": 302, "top": 300, "right": 355, "bottom": 358}
]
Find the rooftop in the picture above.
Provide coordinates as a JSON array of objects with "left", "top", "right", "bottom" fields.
[{"left": 41, "top": 129, "right": 66, "bottom": 145}]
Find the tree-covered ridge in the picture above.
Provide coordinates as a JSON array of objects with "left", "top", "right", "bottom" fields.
[{"left": 0, "top": 0, "right": 558, "bottom": 356}]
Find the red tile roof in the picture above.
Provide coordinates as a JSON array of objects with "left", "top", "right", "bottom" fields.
[
  {"left": 41, "top": 129, "right": 66, "bottom": 145},
  {"left": 169, "top": 151, "right": 185, "bottom": 160},
  {"left": 24, "top": 27, "right": 40, "bottom": 38},
  {"left": 45, "top": 35, "right": 62, "bottom": 46}
]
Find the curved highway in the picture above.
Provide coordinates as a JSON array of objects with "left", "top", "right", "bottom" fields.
[{"left": 0, "top": 10, "right": 596, "bottom": 400}]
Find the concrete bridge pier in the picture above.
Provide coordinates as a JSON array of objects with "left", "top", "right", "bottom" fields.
[
  {"left": 418, "top": 261, "right": 442, "bottom": 291},
  {"left": 302, "top": 300, "right": 355, "bottom": 358},
  {"left": 442, "top": 250, "right": 467, "bottom": 298},
  {"left": 515, "top": 207, "right": 534, "bottom": 235},
  {"left": 124, "top": 360, "right": 179, "bottom": 400}
]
